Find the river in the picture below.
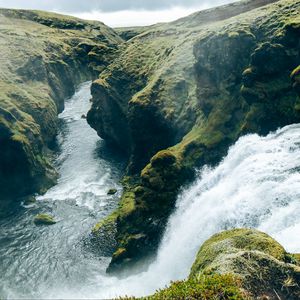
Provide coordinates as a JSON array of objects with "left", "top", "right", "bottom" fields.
[{"left": 1, "top": 82, "right": 300, "bottom": 299}]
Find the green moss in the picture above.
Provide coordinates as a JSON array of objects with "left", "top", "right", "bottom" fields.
[
  {"left": 118, "top": 191, "right": 136, "bottom": 219},
  {"left": 150, "top": 150, "right": 176, "bottom": 168},
  {"left": 145, "top": 273, "right": 247, "bottom": 300},
  {"left": 186, "top": 229, "right": 300, "bottom": 299},
  {"left": 190, "top": 229, "right": 286, "bottom": 278},
  {"left": 112, "top": 247, "right": 127, "bottom": 260},
  {"left": 292, "top": 254, "right": 300, "bottom": 265},
  {"left": 34, "top": 213, "right": 56, "bottom": 225},
  {"left": 92, "top": 213, "right": 118, "bottom": 235},
  {"left": 0, "top": 8, "right": 122, "bottom": 199},
  {"left": 118, "top": 229, "right": 300, "bottom": 299},
  {"left": 88, "top": 0, "right": 300, "bottom": 272},
  {"left": 290, "top": 65, "right": 300, "bottom": 79}
]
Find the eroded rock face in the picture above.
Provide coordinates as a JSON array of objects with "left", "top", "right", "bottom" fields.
[
  {"left": 89, "top": 0, "right": 300, "bottom": 272},
  {"left": 0, "top": 9, "right": 122, "bottom": 199}
]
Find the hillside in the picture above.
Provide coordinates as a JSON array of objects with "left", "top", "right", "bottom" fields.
[
  {"left": 0, "top": 9, "right": 122, "bottom": 200},
  {"left": 87, "top": 0, "right": 300, "bottom": 273}
]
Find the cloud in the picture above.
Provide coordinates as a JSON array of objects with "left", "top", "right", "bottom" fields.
[
  {"left": 0, "top": 0, "right": 234, "bottom": 13},
  {"left": 74, "top": 7, "right": 207, "bottom": 27}
]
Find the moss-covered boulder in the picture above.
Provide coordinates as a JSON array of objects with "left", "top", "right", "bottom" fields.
[
  {"left": 190, "top": 229, "right": 300, "bottom": 299},
  {"left": 0, "top": 9, "right": 122, "bottom": 199},
  {"left": 123, "top": 229, "right": 299, "bottom": 299},
  {"left": 88, "top": 0, "right": 300, "bottom": 272},
  {"left": 34, "top": 213, "right": 56, "bottom": 225}
]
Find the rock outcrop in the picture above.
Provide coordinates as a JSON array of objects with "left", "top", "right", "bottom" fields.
[
  {"left": 147, "top": 229, "right": 300, "bottom": 299},
  {"left": 0, "top": 9, "right": 122, "bottom": 200},
  {"left": 88, "top": 0, "right": 300, "bottom": 272}
]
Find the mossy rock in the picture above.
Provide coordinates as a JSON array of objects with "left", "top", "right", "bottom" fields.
[
  {"left": 34, "top": 214, "right": 56, "bottom": 225},
  {"left": 126, "top": 229, "right": 300, "bottom": 299},
  {"left": 107, "top": 188, "right": 118, "bottom": 195},
  {"left": 150, "top": 150, "right": 177, "bottom": 168},
  {"left": 190, "top": 229, "right": 286, "bottom": 277},
  {"left": 290, "top": 65, "right": 300, "bottom": 79},
  {"left": 291, "top": 65, "right": 300, "bottom": 93},
  {"left": 190, "top": 229, "right": 300, "bottom": 299}
]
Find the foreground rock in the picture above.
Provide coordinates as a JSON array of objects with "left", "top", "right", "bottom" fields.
[
  {"left": 88, "top": 0, "right": 300, "bottom": 272},
  {"left": 34, "top": 214, "right": 56, "bottom": 225},
  {"left": 0, "top": 9, "right": 122, "bottom": 200},
  {"left": 142, "top": 229, "right": 300, "bottom": 299}
]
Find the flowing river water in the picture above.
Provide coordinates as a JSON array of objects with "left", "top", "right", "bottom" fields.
[{"left": 1, "top": 82, "right": 300, "bottom": 299}]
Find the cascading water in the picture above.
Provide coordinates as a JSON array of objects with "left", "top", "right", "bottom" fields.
[
  {"left": 1, "top": 81, "right": 300, "bottom": 299},
  {"left": 91, "top": 123, "right": 300, "bottom": 299}
]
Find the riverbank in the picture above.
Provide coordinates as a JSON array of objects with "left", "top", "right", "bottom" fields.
[{"left": 0, "top": 9, "right": 122, "bottom": 200}]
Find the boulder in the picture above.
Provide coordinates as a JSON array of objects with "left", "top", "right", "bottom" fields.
[{"left": 34, "top": 214, "right": 56, "bottom": 225}]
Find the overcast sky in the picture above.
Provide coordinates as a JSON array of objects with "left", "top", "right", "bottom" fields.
[{"left": 0, "top": 0, "right": 236, "bottom": 27}]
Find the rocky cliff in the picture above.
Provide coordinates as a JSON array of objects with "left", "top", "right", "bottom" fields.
[
  {"left": 88, "top": 0, "right": 300, "bottom": 272},
  {"left": 0, "top": 9, "right": 122, "bottom": 200}
]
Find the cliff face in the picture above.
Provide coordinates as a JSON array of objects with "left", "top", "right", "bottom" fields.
[
  {"left": 0, "top": 9, "right": 122, "bottom": 199},
  {"left": 88, "top": 0, "right": 300, "bottom": 272}
]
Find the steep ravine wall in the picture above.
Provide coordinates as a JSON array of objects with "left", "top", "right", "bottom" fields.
[
  {"left": 88, "top": 0, "right": 300, "bottom": 273},
  {"left": 0, "top": 9, "right": 122, "bottom": 200}
]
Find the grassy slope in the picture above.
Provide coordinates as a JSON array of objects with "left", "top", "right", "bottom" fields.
[
  {"left": 88, "top": 0, "right": 300, "bottom": 273},
  {"left": 115, "top": 26, "right": 155, "bottom": 41},
  {"left": 0, "top": 9, "right": 122, "bottom": 199}
]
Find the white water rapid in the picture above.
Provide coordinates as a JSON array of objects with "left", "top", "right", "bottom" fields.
[{"left": 93, "top": 123, "right": 300, "bottom": 299}]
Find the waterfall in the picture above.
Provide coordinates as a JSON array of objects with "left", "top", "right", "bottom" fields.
[
  {"left": 1, "top": 81, "right": 299, "bottom": 299},
  {"left": 93, "top": 123, "right": 300, "bottom": 299}
]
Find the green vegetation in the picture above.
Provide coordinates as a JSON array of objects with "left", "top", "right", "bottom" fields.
[
  {"left": 188, "top": 229, "right": 300, "bottom": 299},
  {"left": 34, "top": 213, "right": 56, "bottom": 225},
  {"left": 145, "top": 274, "right": 248, "bottom": 300},
  {"left": 190, "top": 229, "right": 287, "bottom": 277},
  {"left": 88, "top": 0, "right": 300, "bottom": 272},
  {"left": 0, "top": 9, "right": 122, "bottom": 199}
]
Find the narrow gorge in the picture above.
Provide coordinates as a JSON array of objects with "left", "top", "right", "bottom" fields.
[{"left": 0, "top": 0, "right": 300, "bottom": 299}]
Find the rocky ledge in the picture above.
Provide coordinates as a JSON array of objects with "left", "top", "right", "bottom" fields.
[
  {"left": 0, "top": 9, "right": 122, "bottom": 200},
  {"left": 88, "top": 0, "right": 300, "bottom": 272}
]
